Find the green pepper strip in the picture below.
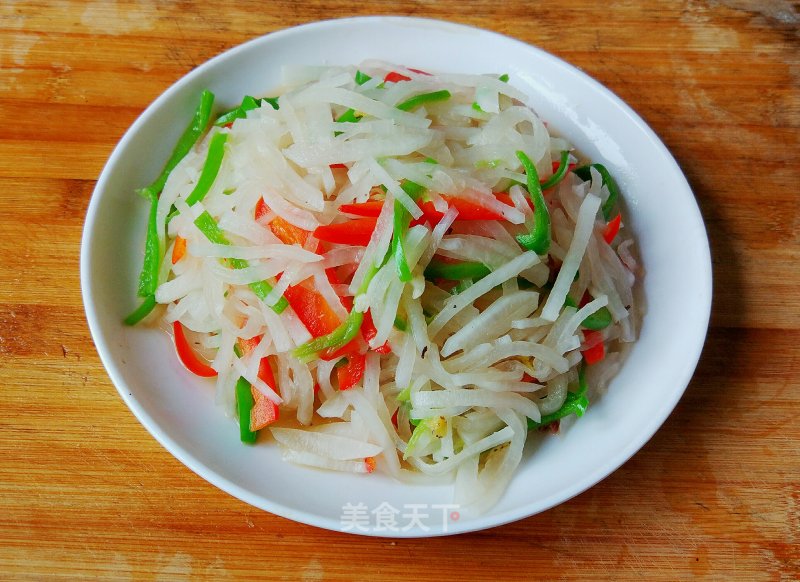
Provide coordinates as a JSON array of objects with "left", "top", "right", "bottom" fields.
[
  {"left": 404, "top": 421, "right": 430, "bottom": 458},
  {"left": 354, "top": 70, "right": 372, "bottom": 85},
  {"left": 336, "top": 70, "right": 372, "bottom": 124},
  {"left": 185, "top": 132, "right": 228, "bottom": 206},
  {"left": 127, "top": 90, "right": 214, "bottom": 321},
  {"left": 392, "top": 181, "right": 426, "bottom": 282},
  {"left": 136, "top": 186, "right": 160, "bottom": 297},
  {"left": 574, "top": 163, "right": 620, "bottom": 221},
  {"left": 141, "top": 90, "right": 214, "bottom": 199},
  {"left": 123, "top": 294, "right": 157, "bottom": 326},
  {"left": 336, "top": 109, "right": 362, "bottom": 124},
  {"left": 214, "top": 95, "right": 256, "bottom": 126},
  {"left": 540, "top": 150, "right": 571, "bottom": 190},
  {"left": 235, "top": 376, "right": 257, "bottom": 444},
  {"left": 515, "top": 150, "right": 551, "bottom": 255},
  {"left": 396, "top": 90, "right": 451, "bottom": 112},
  {"left": 581, "top": 306, "right": 613, "bottom": 330},
  {"left": 564, "top": 295, "right": 613, "bottom": 330},
  {"left": 292, "top": 257, "right": 386, "bottom": 362},
  {"left": 528, "top": 364, "right": 589, "bottom": 429},
  {"left": 424, "top": 260, "right": 490, "bottom": 281},
  {"left": 214, "top": 95, "right": 278, "bottom": 127},
  {"left": 293, "top": 309, "right": 365, "bottom": 363},
  {"left": 193, "top": 211, "right": 288, "bottom": 313}
]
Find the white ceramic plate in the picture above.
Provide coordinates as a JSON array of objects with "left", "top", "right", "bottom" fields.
[{"left": 81, "top": 17, "right": 711, "bottom": 537}]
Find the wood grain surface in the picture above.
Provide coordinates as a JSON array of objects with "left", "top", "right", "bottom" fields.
[{"left": 1, "top": 0, "right": 798, "bottom": 579}]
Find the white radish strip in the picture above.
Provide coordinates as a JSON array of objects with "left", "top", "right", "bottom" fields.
[
  {"left": 321, "top": 246, "right": 363, "bottom": 269},
  {"left": 289, "top": 358, "right": 314, "bottom": 425},
  {"left": 259, "top": 186, "right": 319, "bottom": 231},
  {"left": 187, "top": 242, "right": 321, "bottom": 262},
  {"left": 440, "top": 291, "right": 539, "bottom": 357},
  {"left": 263, "top": 263, "right": 298, "bottom": 307},
  {"left": 454, "top": 452, "right": 480, "bottom": 507},
  {"left": 419, "top": 205, "right": 459, "bottom": 268},
  {"left": 408, "top": 426, "right": 514, "bottom": 476},
  {"left": 315, "top": 358, "right": 340, "bottom": 402},
  {"left": 343, "top": 389, "right": 401, "bottom": 476},
  {"left": 556, "top": 295, "right": 609, "bottom": 354},
  {"left": 363, "top": 351, "right": 381, "bottom": 405},
  {"left": 373, "top": 276, "right": 404, "bottom": 346},
  {"left": 365, "top": 157, "right": 423, "bottom": 219},
  {"left": 394, "top": 332, "right": 417, "bottom": 391},
  {"left": 445, "top": 340, "right": 567, "bottom": 375},
  {"left": 207, "top": 260, "right": 286, "bottom": 286},
  {"left": 349, "top": 192, "right": 395, "bottom": 295},
  {"left": 284, "top": 132, "right": 432, "bottom": 168},
  {"left": 618, "top": 239, "right": 638, "bottom": 271},
  {"left": 409, "top": 406, "right": 472, "bottom": 420},
  {"left": 231, "top": 357, "right": 282, "bottom": 405},
  {"left": 402, "top": 289, "right": 429, "bottom": 353},
  {"left": 437, "top": 235, "right": 516, "bottom": 269},
  {"left": 155, "top": 271, "right": 201, "bottom": 304},
  {"left": 427, "top": 251, "right": 540, "bottom": 337},
  {"left": 271, "top": 428, "right": 382, "bottom": 460},
  {"left": 411, "top": 388, "right": 541, "bottom": 422},
  {"left": 539, "top": 373, "right": 569, "bottom": 415},
  {"left": 280, "top": 449, "right": 372, "bottom": 474},
  {"left": 279, "top": 308, "right": 313, "bottom": 347},
  {"left": 310, "top": 269, "right": 349, "bottom": 321},
  {"left": 291, "top": 86, "right": 433, "bottom": 128},
  {"left": 260, "top": 301, "right": 291, "bottom": 353},
  {"left": 469, "top": 409, "right": 526, "bottom": 515},
  {"left": 541, "top": 193, "right": 601, "bottom": 321}
]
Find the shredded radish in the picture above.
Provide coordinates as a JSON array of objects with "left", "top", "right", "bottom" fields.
[{"left": 139, "top": 63, "right": 641, "bottom": 517}]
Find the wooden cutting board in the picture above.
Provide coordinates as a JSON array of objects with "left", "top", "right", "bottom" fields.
[{"left": 0, "top": 1, "right": 797, "bottom": 579}]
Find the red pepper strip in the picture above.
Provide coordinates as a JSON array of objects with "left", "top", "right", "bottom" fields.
[
  {"left": 326, "top": 269, "right": 391, "bottom": 355},
  {"left": 238, "top": 335, "right": 262, "bottom": 355},
  {"left": 391, "top": 408, "right": 399, "bottom": 429},
  {"left": 603, "top": 213, "right": 622, "bottom": 244},
  {"left": 384, "top": 71, "right": 411, "bottom": 83},
  {"left": 271, "top": 217, "right": 309, "bottom": 247},
  {"left": 330, "top": 163, "right": 348, "bottom": 169},
  {"left": 419, "top": 196, "right": 505, "bottom": 222},
  {"left": 337, "top": 353, "right": 366, "bottom": 390},
  {"left": 255, "top": 198, "right": 310, "bottom": 246},
  {"left": 251, "top": 357, "right": 279, "bottom": 430},
  {"left": 315, "top": 267, "right": 363, "bottom": 361},
  {"left": 171, "top": 236, "right": 187, "bottom": 264},
  {"left": 362, "top": 310, "right": 391, "bottom": 354},
  {"left": 254, "top": 197, "right": 269, "bottom": 220},
  {"left": 325, "top": 268, "right": 353, "bottom": 310},
  {"left": 342, "top": 198, "right": 505, "bottom": 224},
  {"left": 581, "top": 330, "right": 606, "bottom": 365},
  {"left": 551, "top": 161, "right": 577, "bottom": 176},
  {"left": 283, "top": 284, "right": 341, "bottom": 338},
  {"left": 339, "top": 201, "right": 384, "bottom": 217},
  {"left": 313, "top": 217, "right": 377, "bottom": 246},
  {"left": 173, "top": 321, "right": 217, "bottom": 377},
  {"left": 446, "top": 196, "right": 505, "bottom": 220}
]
